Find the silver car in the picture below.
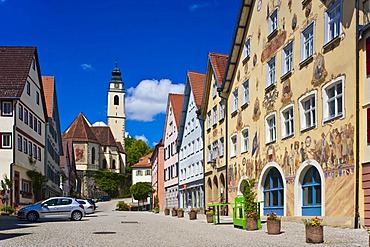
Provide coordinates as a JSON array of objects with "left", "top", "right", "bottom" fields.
[
  {"left": 76, "top": 199, "right": 95, "bottom": 214},
  {"left": 17, "top": 197, "right": 85, "bottom": 222}
]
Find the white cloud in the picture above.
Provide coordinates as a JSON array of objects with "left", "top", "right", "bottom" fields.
[
  {"left": 188, "top": 2, "right": 210, "bottom": 11},
  {"left": 92, "top": 121, "right": 107, "bottom": 127},
  {"left": 126, "top": 79, "right": 185, "bottom": 122},
  {"left": 80, "top": 63, "right": 93, "bottom": 71},
  {"left": 135, "top": 135, "right": 148, "bottom": 144},
  {"left": 152, "top": 142, "right": 158, "bottom": 147}
]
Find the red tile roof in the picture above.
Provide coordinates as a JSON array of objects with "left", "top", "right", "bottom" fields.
[
  {"left": 62, "top": 113, "right": 99, "bottom": 143},
  {"left": 209, "top": 53, "right": 228, "bottom": 86},
  {"left": 131, "top": 152, "right": 153, "bottom": 168},
  {"left": 42, "top": 76, "right": 54, "bottom": 118},
  {"left": 0, "top": 47, "right": 36, "bottom": 98},
  {"left": 91, "top": 126, "right": 117, "bottom": 146},
  {"left": 188, "top": 71, "right": 206, "bottom": 109},
  {"left": 169, "top": 94, "right": 184, "bottom": 130}
]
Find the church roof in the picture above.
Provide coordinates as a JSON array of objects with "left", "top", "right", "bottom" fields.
[
  {"left": 169, "top": 94, "right": 184, "bottom": 130},
  {"left": 187, "top": 71, "right": 206, "bottom": 109},
  {"left": 62, "top": 112, "right": 99, "bottom": 143},
  {"left": 91, "top": 126, "right": 117, "bottom": 146},
  {"left": 131, "top": 152, "right": 153, "bottom": 168},
  {"left": 0, "top": 46, "right": 36, "bottom": 98},
  {"left": 42, "top": 76, "right": 55, "bottom": 118}
]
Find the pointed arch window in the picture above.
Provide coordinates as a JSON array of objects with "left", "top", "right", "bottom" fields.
[
  {"left": 114, "top": 95, "right": 119, "bottom": 105},
  {"left": 91, "top": 147, "right": 96, "bottom": 164},
  {"left": 112, "top": 160, "right": 116, "bottom": 170},
  {"left": 102, "top": 159, "right": 107, "bottom": 169}
]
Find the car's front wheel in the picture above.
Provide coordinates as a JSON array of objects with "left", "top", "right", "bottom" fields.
[
  {"left": 27, "top": 211, "right": 38, "bottom": 222},
  {"left": 71, "top": 211, "right": 82, "bottom": 221}
]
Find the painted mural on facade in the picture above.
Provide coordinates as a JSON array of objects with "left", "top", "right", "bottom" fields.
[{"left": 227, "top": 122, "right": 355, "bottom": 193}]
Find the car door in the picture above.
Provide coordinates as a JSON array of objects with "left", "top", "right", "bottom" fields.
[
  {"left": 56, "top": 198, "right": 74, "bottom": 218},
  {"left": 40, "top": 198, "right": 59, "bottom": 218}
]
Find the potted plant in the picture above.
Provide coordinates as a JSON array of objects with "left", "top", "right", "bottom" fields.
[
  {"left": 266, "top": 211, "right": 281, "bottom": 235},
  {"left": 177, "top": 208, "right": 184, "bottom": 218},
  {"left": 206, "top": 209, "right": 214, "bottom": 223},
  {"left": 164, "top": 207, "right": 170, "bottom": 215},
  {"left": 171, "top": 207, "right": 178, "bottom": 217},
  {"left": 153, "top": 195, "right": 159, "bottom": 213},
  {"left": 188, "top": 208, "right": 197, "bottom": 220},
  {"left": 154, "top": 206, "right": 160, "bottom": 213},
  {"left": 242, "top": 179, "right": 259, "bottom": 231},
  {"left": 303, "top": 217, "right": 323, "bottom": 244}
]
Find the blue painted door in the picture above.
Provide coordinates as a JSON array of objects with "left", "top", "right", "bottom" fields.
[
  {"left": 302, "top": 167, "right": 322, "bottom": 216},
  {"left": 263, "top": 168, "right": 284, "bottom": 216}
]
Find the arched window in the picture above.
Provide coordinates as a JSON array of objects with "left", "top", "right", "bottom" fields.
[
  {"left": 263, "top": 167, "right": 284, "bottom": 216},
  {"left": 91, "top": 147, "right": 95, "bottom": 164},
  {"left": 114, "top": 95, "right": 119, "bottom": 105},
  {"left": 102, "top": 159, "right": 107, "bottom": 169},
  {"left": 302, "top": 166, "right": 321, "bottom": 216},
  {"left": 112, "top": 160, "right": 116, "bottom": 170}
]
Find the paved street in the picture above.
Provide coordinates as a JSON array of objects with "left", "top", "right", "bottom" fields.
[{"left": 0, "top": 199, "right": 368, "bottom": 247}]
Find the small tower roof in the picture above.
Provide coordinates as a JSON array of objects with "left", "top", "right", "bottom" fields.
[{"left": 110, "top": 60, "right": 124, "bottom": 86}]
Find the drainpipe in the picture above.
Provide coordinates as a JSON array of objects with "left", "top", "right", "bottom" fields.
[
  {"left": 10, "top": 101, "right": 17, "bottom": 208},
  {"left": 355, "top": 0, "right": 360, "bottom": 229},
  {"left": 196, "top": 109, "right": 205, "bottom": 212}
]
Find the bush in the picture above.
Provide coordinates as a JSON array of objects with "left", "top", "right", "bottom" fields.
[
  {"left": 0, "top": 205, "right": 14, "bottom": 214},
  {"left": 116, "top": 201, "right": 130, "bottom": 211}
]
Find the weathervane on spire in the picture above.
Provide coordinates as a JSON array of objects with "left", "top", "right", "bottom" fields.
[{"left": 115, "top": 57, "right": 118, "bottom": 68}]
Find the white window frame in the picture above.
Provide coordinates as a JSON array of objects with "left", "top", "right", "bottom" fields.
[
  {"left": 2, "top": 133, "right": 12, "bottom": 148},
  {"left": 232, "top": 89, "right": 238, "bottom": 113},
  {"left": 207, "top": 145, "right": 212, "bottom": 162},
  {"left": 244, "top": 38, "right": 251, "bottom": 59},
  {"left": 219, "top": 100, "right": 225, "bottom": 120},
  {"left": 212, "top": 82, "right": 217, "bottom": 98},
  {"left": 301, "top": 22, "right": 314, "bottom": 61},
  {"left": 213, "top": 106, "right": 217, "bottom": 125},
  {"left": 322, "top": 76, "right": 345, "bottom": 122},
  {"left": 269, "top": 9, "right": 278, "bottom": 34},
  {"left": 325, "top": 0, "right": 341, "bottom": 44},
  {"left": 282, "top": 41, "right": 293, "bottom": 75},
  {"left": 230, "top": 134, "right": 237, "bottom": 158},
  {"left": 267, "top": 56, "right": 276, "bottom": 87},
  {"left": 241, "top": 128, "right": 249, "bottom": 154},
  {"left": 220, "top": 137, "right": 224, "bottom": 157},
  {"left": 280, "top": 104, "right": 295, "bottom": 139},
  {"left": 242, "top": 80, "right": 249, "bottom": 106},
  {"left": 265, "top": 112, "right": 277, "bottom": 144},
  {"left": 212, "top": 140, "right": 218, "bottom": 161},
  {"left": 2, "top": 101, "right": 12, "bottom": 116},
  {"left": 299, "top": 90, "right": 317, "bottom": 131}
]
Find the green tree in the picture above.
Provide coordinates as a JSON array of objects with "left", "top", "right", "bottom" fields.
[
  {"left": 1, "top": 174, "right": 12, "bottom": 213},
  {"left": 242, "top": 178, "right": 258, "bottom": 219},
  {"left": 94, "top": 170, "right": 125, "bottom": 198},
  {"left": 125, "top": 137, "right": 153, "bottom": 167},
  {"left": 130, "top": 182, "right": 154, "bottom": 210},
  {"left": 26, "top": 170, "right": 47, "bottom": 202}
]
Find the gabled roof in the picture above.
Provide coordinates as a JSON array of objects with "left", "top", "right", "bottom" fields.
[
  {"left": 209, "top": 53, "right": 228, "bottom": 86},
  {"left": 91, "top": 126, "right": 117, "bottom": 146},
  {"left": 169, "top": 94, "right": 184, "bottom": 130},
  {"left": 0, "top": 46, "right": 35, "bottom": 98},
  {"left": 221, "top": 0, "right": 253, "bottom": 97},
  {"left": 187, "top": 71, "right": 206, "bottom": 109},
  {"left": 62, "top": 112, "right": 99, "bottom": 143},
  {"left": 131, "top": 152, "right": 153, "bottom": 168},
  {"left": 42, "top": 76, "right": 55, "bottom": 118}
]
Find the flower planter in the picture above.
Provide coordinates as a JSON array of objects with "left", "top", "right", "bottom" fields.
[
  {"left": 164, "top": 208, "right": 170, "bottom": 215},
  {"left": 154, "top": 208, "right": 159, "bottom": 214},
  {"left": 177, "top": 210, "right": 184, "bottom": 218},
  {"left": 189, "top": 211, "right": 197, "bottom": 220},
  {"left": 171, "top": 209, "right": 177, "bottom": 217},
  {"left": 305, "top": 225, "right": 324, "bottom": 244},
  {"left": 267, "top": 219, "right": 281, "bottom": 235},
  {"left": 206, "top": 214, "right": 213, "bottom": 223},
  {"left": 245, "top": 218, "right": 258, "bottom": 231}
]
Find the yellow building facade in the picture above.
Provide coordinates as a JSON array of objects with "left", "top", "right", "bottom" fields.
[{"left": 221, "top": 0, "right": 358, "bottom": 227}]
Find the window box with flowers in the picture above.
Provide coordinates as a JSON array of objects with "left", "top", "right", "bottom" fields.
[
  {"left": 171, "top": 207, "right": 178, "bottom": 217},
  {"left": 177, "top": 208, "right": 184, "bottom": 218},
  {"left": 188, "top": 208, "right": 197, "bottom": 220},
  {"left": 266, "top": 211, "right": 281, "bottom": 235},
  {"left": 303, "top": 217, "right": 323, "bottom": 244}
]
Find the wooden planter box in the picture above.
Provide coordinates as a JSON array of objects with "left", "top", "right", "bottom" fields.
[
  {"left": 267, "top": 220, "right": 281, "bottom": 235},
  {"left": 171, "top": 209, "right": 177, "bottom": 217},
  {"left": 245, "top": 218, "right": 258, "bottom": 231},
  {"left": 177, "top": 210, "right": 184, "bottom": 218},
  {"left": 305, "top": 225, "right": 324, "bottom": 244},
  {"left": 189, "top": 211, "right": 197, "bottom": 220}
]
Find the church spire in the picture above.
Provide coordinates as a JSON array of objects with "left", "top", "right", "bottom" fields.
[{"left": 110, "top": 59, "right": 123, "bottom": 86}]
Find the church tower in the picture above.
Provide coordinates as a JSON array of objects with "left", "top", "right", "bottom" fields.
[{"left": 107, "top": 62, "right": 126, "bottom": 149}]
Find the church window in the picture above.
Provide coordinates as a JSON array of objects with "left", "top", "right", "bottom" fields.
[
  {"left": 114, "top": 95, "right": 119, "bottom": 105},
  {"left": 91, "top": 147, "right": 96, "bottom": 164}
]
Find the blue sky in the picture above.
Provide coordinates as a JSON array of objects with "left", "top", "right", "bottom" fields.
[{"left": 1, "top": 0, "right": 240, "bottom": 147}]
